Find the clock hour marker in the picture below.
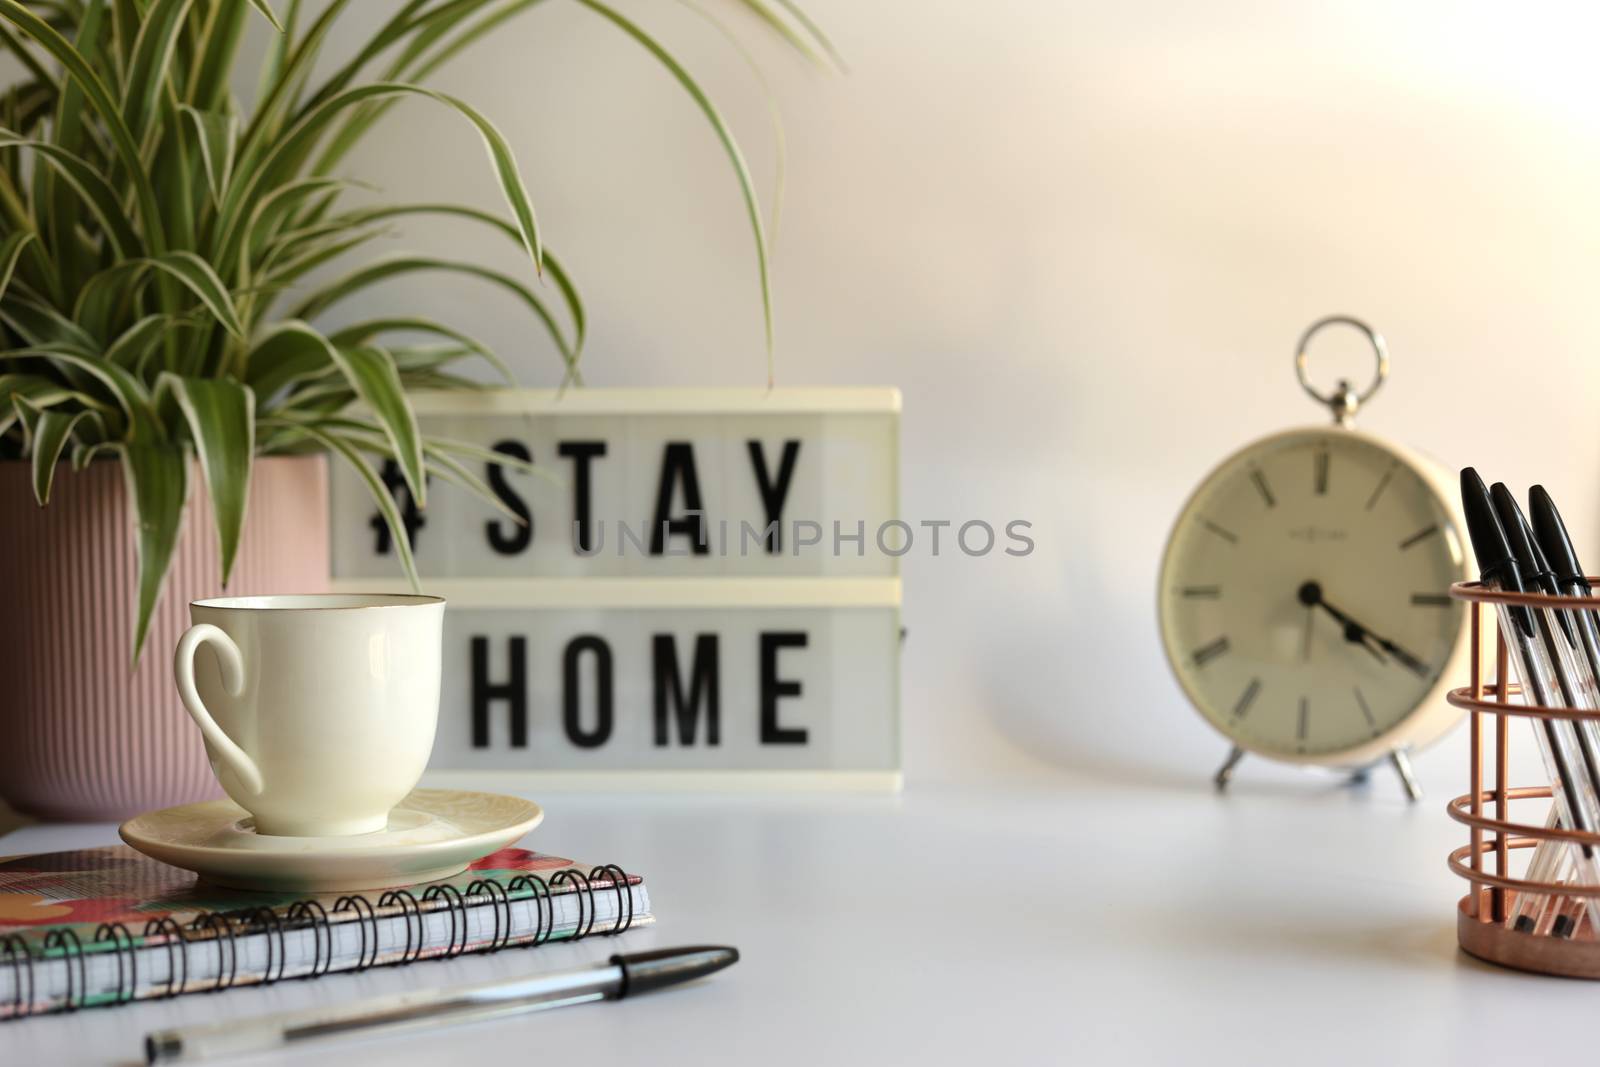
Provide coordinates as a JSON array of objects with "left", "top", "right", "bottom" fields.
[
  {"left": 1233, "top": 678, "right": 1260, "bottom": 718},
  {"left": 1202, "top": 519, "right": 1238, "bottom": 545},
  {"left": 1354, "top": 686, "right": 1377, "bottom": 732},
  {"left": 1250, "top": 469, "right": 1276, "bottom": 508},
  {"left": 1192, "top": 636, "right": 1230, "bottom": 668},
  {"left": 1365, "top": 464, "right": 1396, "bottom": 510},
  {"left": 1399, "top": 524, "right": 1439, "bottom": 551},
  {"left": 1410, "top": 593, "right": 1451, "bottom": 607},
  {"left": 1297, "top": 697, "right": 1309, "bottom": 741},
  {"left": 1181, "top": 585, "right": 1221, "bottom": 599},
  {"left": 1313, "top": 450, "right": 1329, "bottom": 496}
]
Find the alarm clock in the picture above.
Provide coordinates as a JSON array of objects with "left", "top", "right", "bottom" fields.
[{"left": 1156, "top": 317, "right": 1471, "bottom": 798}]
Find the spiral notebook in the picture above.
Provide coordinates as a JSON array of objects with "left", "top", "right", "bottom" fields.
[{"left": 0, "top": 846, "right": 651, "bottom": 1019}]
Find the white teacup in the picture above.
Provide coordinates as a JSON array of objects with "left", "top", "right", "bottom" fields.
[{"left": 173, "top": 594, "right": 445, "bottom": 837}]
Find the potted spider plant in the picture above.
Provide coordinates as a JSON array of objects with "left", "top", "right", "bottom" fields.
[{"left": 0, "top": 0, "right": 832, "bottom": 819}]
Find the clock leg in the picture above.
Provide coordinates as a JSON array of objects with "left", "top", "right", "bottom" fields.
[
  {"left": 1214, "top": 745, "right": 1246, "bottom": 790},
  {"left": 1389, "top": 748, "right": 1422, "bottom": 802}
]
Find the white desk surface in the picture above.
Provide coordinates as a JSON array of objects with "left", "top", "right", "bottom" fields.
[{"left": 0, "top": 771, "right": 1583, "bottom": 1066}]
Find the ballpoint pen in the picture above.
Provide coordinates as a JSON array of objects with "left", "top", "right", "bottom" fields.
[
  {"left": 1512, "top": 484, "right": 1600, "bottom": 934},
  {"left": 1529, "top": 485, "right": 1600, "bottom": 729},
  {"left": 1461, "top": 469, "right": 1600, "bottom": 933},
  {"left": 1504, "top": 502, "right": 1593, "bottom": 934},
  {"left": 143, "top": 946, "right": 739, "bottom": 1063},
  {"left": 1491, "top": 483, "right": 1600, "bottom": 936}
]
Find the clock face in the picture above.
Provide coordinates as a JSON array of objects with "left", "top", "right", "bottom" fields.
[{"left": 1159, "top": 428, "right": 1467, "bottom": 762}]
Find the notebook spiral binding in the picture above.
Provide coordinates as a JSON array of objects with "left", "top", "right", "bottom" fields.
[
  {"left": 142, "top": 916, "right": 187, "bottom": 999},
  {"left": 93, "top": 923, "right": 136, "bottom": 1005},
  {"left": 1, "top": 865, "right": 634, "bottom": 1019},
  {"left": 43, "top": 929, "right": 83, "bottom": 1012}
]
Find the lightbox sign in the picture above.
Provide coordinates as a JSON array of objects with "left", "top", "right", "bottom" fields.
[{"left": 330, "top": 389, "right": 902, "bottom": 789}]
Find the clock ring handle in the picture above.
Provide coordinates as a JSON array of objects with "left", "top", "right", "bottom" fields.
[{"left": 1294, "top": 315, "right": 1389, "bottom": 426}]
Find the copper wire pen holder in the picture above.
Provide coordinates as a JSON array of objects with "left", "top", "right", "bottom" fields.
[{"left": 1447, "top": 578, "right": 1600, "bottom": 977}]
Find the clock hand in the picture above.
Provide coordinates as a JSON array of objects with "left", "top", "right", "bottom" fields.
[
  {"left": 1322, "top": 599, "right": 1425, "bottom": 675},
  {"left": 1344, "top": 622, "right": 1390, "bottom": 665},
  {"left": 1297, "top": 581, "right": 1428, "bottom": 676},
  {"left": 1297, "top": 581, "right": 1384, "bottom": 660},
  {"left": 1369, "top": 634, "right": 1430, "bottom": 677}
]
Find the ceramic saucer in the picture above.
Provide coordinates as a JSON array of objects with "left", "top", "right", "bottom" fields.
[{"left": 119, "top": 788, "right": 543, "bottom": 893}]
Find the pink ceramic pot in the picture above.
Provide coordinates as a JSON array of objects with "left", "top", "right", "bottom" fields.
[{"left": 0, "top": 455, "right": 330, "bottom": 821}]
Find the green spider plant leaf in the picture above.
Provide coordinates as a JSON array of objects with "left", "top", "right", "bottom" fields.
[
  {"left": 287, "top": 255, "right": 573, "bottom": 377},
  {"left": 44, "top": 0, "right": 104, "bottom": 290},
  {"left": 398, "top": 369, "right": 484, "bottom": 393},
  {"left": 141, "top": 251, "right": 246, "bottom": 340},
  {"left": 153, "top": 107, "right": 198, "bottom": 253},
  {"left": 1, "top": 81, "right": 56, "bottom": 136},
  {"left": 400, "top": 427, "right": 542, "bottom": 475},
  {"left": 390, "top": 344, "right": 482, "bottom": 373},
  {"left": 328, "top": 315, "right": 511, "bottom": 382},
  {"left": 0, "top": 372, "right": 95, "bottom": 412},
  {"left": 121, "top": 0, "right": 194, "bottom": 145},
  {"left": 188, "top": 0, "right": 253, "bottom": 112},
  {"left": 72, "top": 253, "right": 245, "bottom": 346},
  {"left": 119, "top": 442, "right": 190, "bottom": 665},
  {"left": 268, "top": 379, "right": 354, "bottom": 413},
  {"left": 421, "top": 448, "right": 528, "bottom": 527},
  {"left": 326, "top": 343, "right": 426, "bottom": 508},
  {"left": 245, "top": 0, "right": 285, "bottom": 33},
  {"left": 319, "top": 204, "right": 584, "bottom": 360},
  {"left": 178, "top": 105, "right": 237, "bottom": 208},
  {"left": 0, "top": 21, "right": 58, "bottom": 93},
  {"left": 756, "top": 0, "right": 847, "bottom": 71},
  {"left": 573, "top": 0, "right": 774, "bottom": 378},
  {"left": 8, "top": 389, "right": 38, "bottom": 454},
  {"left": 1, "top": 345, "right": 159, "bottom": 441},
  {"left": 29, "top": 405, "right": 103, "bottom": 505},
  {"left": 0, "top": 134, "right": 142, "bottom": 259},
  {"left": 71, "top": 440, "right": 118, "bottom": 470},
  {"left": 278, "top": 413, "right": 542, "bottom": 479},
  {"left": 252, "top": 0, "right": 300, "bottom": 106},
  {"left": 2, "top": 292, "right": 99, "bottom": 352},
  {"left": 105, "top": 313, "right": 198, "bottom": 371},
  {"left": 730, "top": 0, "right": 835, "bottom": 71},
  {"left": 274, "top": 417, "right": 421, "bottom": 591},
  {"left": 255, "top": 223, "right": 389, "bottom": 294},
  {"left": 243, "top": 319, "right": 343, "bottom": 401},
  {"left": 241, "top": 175, "right": 355, "bottom": 259},
  {"left": 0, "top": 373, "right": 117, "bottom": 441},
  {"left": 278, "top": 411, "right": 539, "bottom": 523},
  {"left": 162, "top": 375, "right": 255, "bottom": 584},
  {"left": 539, "top": 251, "right": 585, "bottom": 364},
  {"left": 0, "top": 228, "right": 33, "bottom": 301}
]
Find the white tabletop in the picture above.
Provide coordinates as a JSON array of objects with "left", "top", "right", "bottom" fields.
[{"left": 0, "top": 769, "right": 1582, "bottom": 1066}]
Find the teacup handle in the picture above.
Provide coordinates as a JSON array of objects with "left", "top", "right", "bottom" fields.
[{"left": 173, "top": 624, "right": 264, "bottom": 796}]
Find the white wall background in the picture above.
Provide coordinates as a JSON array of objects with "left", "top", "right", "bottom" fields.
[{"left": 274, "top": 0, "right": 1600, "bottom": 791}]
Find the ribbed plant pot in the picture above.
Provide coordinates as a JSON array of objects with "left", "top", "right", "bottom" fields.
[{"left": 0, "top": 455, "right": 330, "bottom": 821}]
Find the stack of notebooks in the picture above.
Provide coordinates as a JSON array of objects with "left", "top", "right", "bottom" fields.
[{"left": 0, "top": 846, "right": 652, "bottom": 1018}]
